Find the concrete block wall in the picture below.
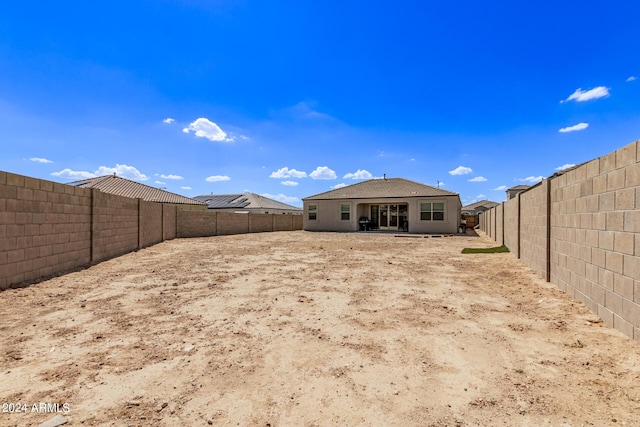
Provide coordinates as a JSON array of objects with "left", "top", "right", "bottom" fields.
[
  {"left": 249, "top": 214, "right": 274, "bottom": 233},
  {"left": 495, "top": 204, "right": 504, "bottom": 245},
  {"left": 550, "top": 140, "right": 640, "bottom": 339},
  {"left": 163, "top": 204, "right": 177, "bottom": 240},
  {"left": 0, "top": 172, "right": 92, "bottom": 289},
  {"left": 91, "top": 190, "right": 139, "bottom": 263},
  {"left": 479, "top": 140, "right": 640, "bottom": 340},
  {"left": 217, "top": 212, "right": 250, "bottom": 235},
  {"left": 140, "top": 200, "right": 164, "bottom": 248},
  {"left": 503, "top": 197, "right": 519, "bottom": 257},
  {"left": 274, "top": 214, "right": 296, "bottom": 232},
  {"left": 176, "top": 210, "right": 218, "bottom": 238},
  {"left": 519, "top": 180, "right": 549, "bottom": 279}
]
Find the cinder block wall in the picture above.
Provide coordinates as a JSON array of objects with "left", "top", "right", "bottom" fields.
[
  {"left": 91, "top": 190, "right": 139, "bottom": 263},
  {"left": 520, "top": 180, "right": 549, "bottom": 279},
  {"left": 163, "top": 205, "right": 177, "bottom": 240},
  {"left": 495, "top": 204, "right": 504, "bottom": 245},
  {"left": 140, "top": 200, "right": 163, "bottom": 248},
  {"left": 176, "top": 210, "right": 217, "bottom": 237},
  {"left": 479, "top": 140, "right": 640, "bottom": 340},
  {"left": 217, "top": 212, "right": 249, "bottom": 235},
  {"left": 274, "top": 214, "right": 295, "bottom": 232},
  {"left": 250, "top": 214, "right": 273, "bottom": 233},
  {"left": 0, "top": 172, "right": 92, "bottom": 289},
  {"left": 503, "top": 197, "right": 519, "bottom": 256}
]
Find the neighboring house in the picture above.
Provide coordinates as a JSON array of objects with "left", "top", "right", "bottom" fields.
[
  {"left": 462, "top": 200, "right": 499, "bottom": 216},
  {"left": 302, "top": 177, "right": 462, "bottom": 233},
  {"left": 68, "top": 174, "right": 207, "bottom": 209},
  {"left": 506, "top": 185, "right": 531, "bottom": 200},
  {"left": 193, "top": 193, "right": 302, "bottom": 215}
]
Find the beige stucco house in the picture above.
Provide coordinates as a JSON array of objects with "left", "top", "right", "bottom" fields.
[{"left": 302, "top": 178, "right": 462, "bottom": 233}]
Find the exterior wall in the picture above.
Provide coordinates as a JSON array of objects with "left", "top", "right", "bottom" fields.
[
  {"left": 0, "top": 172, "right": 91, "bottom": 289},
  {"left": 503, "top": 197, "right": 519, "bottom": 256},
  {"left": 274, "top": 214, "right": 296, "bottom": 232},
  {"left": 303, "top": 196, "right": 461, "bottom": 234},
  {"left": 519, "top": 180, "right": 549, "bottom": 279},
  {"left": 1, "top": 171, "right": 304, "bottom": 290},
  {"left": 91, "top": 190, "right": 139, "bottom": 263},
  {"left": 495, "top": 204, "right": 504, "bottom": 245},
  {"left": 479, "top": 140, "right": 640, "bottom": 341},
  {"left": 249, "top": 214, "right": 273, "bottom": 233},
  {"left": 217, "top": 212, "right": 249, "bottom": 235}
]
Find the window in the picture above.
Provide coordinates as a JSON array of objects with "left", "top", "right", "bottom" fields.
[
  {"left": 420, "top": 202, "right": 445, "bottom": 221},
  {"left": 340, "top": 204, "right": 350, "bottom": 221},
  {"left": 308, "top": 204, "right": 317, "bottom": 220}
]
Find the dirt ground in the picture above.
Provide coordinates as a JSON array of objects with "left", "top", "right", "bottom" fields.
[{"left": 2, "top": 230, "right": 640, "bottom": 426}]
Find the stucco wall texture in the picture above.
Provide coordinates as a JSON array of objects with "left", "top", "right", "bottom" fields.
[{"left": 480, "top": 140, "right": 640, "bottom": 341}]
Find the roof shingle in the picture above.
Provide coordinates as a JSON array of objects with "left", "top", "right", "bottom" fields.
[{"left": 303, "top": 178, "right": 458, "bottom": 200}]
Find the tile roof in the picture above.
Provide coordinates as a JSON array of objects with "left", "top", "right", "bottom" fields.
[
  {"left": 303, "top": 178, "right": 458, "bottom": 200},
  {"left": 194, "top": 193, "right": 302, "bottom": 211},
  {"left": 68, "top": 175, "right": 206, "bottom": 205},
  {"left": 462, "top": 200, "right": 500, "bottom": 210}
]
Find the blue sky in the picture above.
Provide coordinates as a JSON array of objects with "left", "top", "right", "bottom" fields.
[{"left": 1, "top": 1, "right": 639, "bottom": 207}]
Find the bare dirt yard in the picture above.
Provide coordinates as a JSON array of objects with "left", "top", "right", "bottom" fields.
[{"left": 2, "top": 230, "right": 640, "bottom": 426}]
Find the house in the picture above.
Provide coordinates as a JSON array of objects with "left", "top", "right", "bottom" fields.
[
  {"left": 506, "top": 185, "right": 530, "bottom": 200},
  {"left": 68, "top": 174, "right": 207, "bottom": 209},
  {"left": 193, "top": 193, "right": 302, "bottom": 215},
  {"left": 302, "top": 177, "right": 462, "bottom": 233},
  {"left": 462, "top": 200, "right": 499, "bottom": 216}
]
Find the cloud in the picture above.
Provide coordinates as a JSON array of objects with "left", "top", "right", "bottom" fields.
[
  {"left": 331, "top": 183, "right": 347, "bottom": 189},
  {"left": 51, "top": 164, "right": 148, "bottom": 181},
  {"left": 205, "top": 175, "right": 231, "bottom": 182},
  {"left": 183, "top": 118, "right": 234, "bottom": 142},
  {"left": 559, "top": 122, "right": 589, "bottom": 133},
  {"left": 29, "top": 157, "right": 53, "bottom": 164},
  {"left": 181, "top": 186, "right": 192, "bottom": 190},
  {"left": 270, "top": 167, "right": 307, "bottom": 179},
  {"left": 449, "top": 166, "right": 473, "bottom": 175},
  {"left": 309, "top": 166, "right": 337, "bottom": 180},
  {"left": 555, "top": 163, "right": 576, "bottom": 171},
  {"left": 562, "top": 86, "right": 609, "bottom": 103},
  {"left": 477, "top": 194, "right": 486, "bottom": 199},
  {"left": 343, "top": 169, "right": 373, "bottom": 180},
  {"left": 155, "top": 180, "right": 166, "bottom": 185},
  {"left": 261, "top": 193, "right": 300, "bottom": 204},
  {"left": 468, "top": 176, "right": 487, "bottom": 182},
  {"left": 626, "top": 76, "right": 637, "bottom": 82},
  {"left": 281, "top": 180, "right": 298, "bottom": 186},
  {"left": 493, "top": 185, "right": 507, "bottom": 191},
  {"left": 518, "top": 176, "right": 544, "bottom": 183},
  {"left": 163, "top": 118, "right": 175, "bottom": 124},
  {"left": 239, "top": 135, "right": 250, "bottom": 140},
  {"left": 160, "top": 174, "right": 184, "bottom": 180}
]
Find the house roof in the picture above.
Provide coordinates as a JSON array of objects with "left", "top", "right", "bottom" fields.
[
  {"left": 193, "top": 193, "right": 302, "bottom": 211},
  {"left": 303, "top": 178, "right": 458, "bottom": 201},
  {"left": 68, "top": 175, "right": 206, "bottom": 205},
  {"left": 507, "top": 184, "right": 531, "bottom": 191},
  {"left": 462, "top": 200, "right": 500, "bottom": 211}
]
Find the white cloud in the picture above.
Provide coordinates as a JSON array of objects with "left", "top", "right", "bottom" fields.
[
  {"left": 331, "top": 183, "right": 347, "bottom": 189},
  {"left": 95, "top": 164, "right": 149, "bottom": 181},
  {"left": 309, "top": 166, "right": 337, "bottom": 180},
  {"left": 155, "top": 180, "right": 166, "bottom": 185},
  {"left": 205, "top": 175, "right": 231, "bottom": 182},
  {"left": 343, "top": 169, "right": 373, "bottom": 180},
  {"left": 559, "top": 122, "right": 589, "bottom": 133},
  {"left": 477, "top": 194, "right": 486, "bottom": 199},
  {"left": 468, "top": 176, "right": 487, "bottom": 182},
  {"left": 270, "top": 167, "right": 307, "bottom": 179},
  {"left": 626, "top": 76, "right": 636, "bottom": 82},
  {"left": 160, "top": 174, "right": 184, "bottom": 180},
  {"left": 555, "top": 163, "right": 576, "bottom": 171},
  {"left": 181, "top": 186, "right": 192, "bottom": 190},
  {"left": 493, "top": 185, "right": 507, "bottom": 191},
  {"left": 51, "top": 169, "right": 96, "bottom": 180},
  {"left": 51, "top": 164, "right": 148, "bottom": 181},
  {"left": 29, "top": 157, "right": 53, "bottom": 164},
  {"left": 183, "top": 118, "right": 234, "bottom": 142},
  {"left": 518, "top": 176, "right": 544, "bottom": 183},
  {"left": 281, "top": 180, "right": 298, "bottom": 186},
  {"left": 261, "top": 193, "right": 300, "bottom": 204},
  {"left": 239, "top": 135, "right": 250, "bottom": 140},
  {"left": 449, "top": 166, "right": 473, "bottom": 175},
  {"left": 163, "top": 118, "right": 175, "bottom": 124},
  {"left": 562, "top": 86, "right": 609, "bottom": 103}
]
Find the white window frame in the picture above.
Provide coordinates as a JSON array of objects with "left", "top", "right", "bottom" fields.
[
  {"left": 340, "top": 203, "right": 351, "bottom": 221},
  {"left": 308, "top": 204, "right": 317, "bottom": 221},
  {"left": 420, "top": 200, "right": 446, "bottom": 221}
]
